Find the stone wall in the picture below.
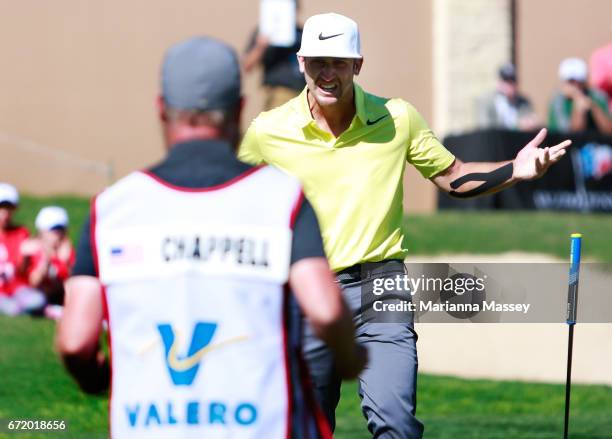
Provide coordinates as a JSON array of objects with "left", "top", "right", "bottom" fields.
[{"left": 433, "top": 0, "right": 513, "bottom": 136}]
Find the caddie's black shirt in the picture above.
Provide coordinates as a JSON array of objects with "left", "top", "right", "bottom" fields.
[{"left": 72, "top": 139, "right": 325, "bottom": 276}]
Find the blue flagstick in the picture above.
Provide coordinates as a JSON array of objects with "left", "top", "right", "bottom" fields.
[{"left": 564, "top": 233, "right": 582, "bottom": 439}]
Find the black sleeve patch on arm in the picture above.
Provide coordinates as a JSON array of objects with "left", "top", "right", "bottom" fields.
[{"left": 449, "top": 162, "right": 513, "bottom": 198}]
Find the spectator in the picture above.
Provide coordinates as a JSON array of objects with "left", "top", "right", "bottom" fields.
[
  {"left": 0, "top": 183, "right": 45, "bottom": 316},
  {"left": 243, "top": 1, "right": 305, "bottom": 110},
  {"left": 476, "top": 63, "right": 540, "bottom": 131},
  {"left": 549, "top": 57, "right": 612, "bottom": 134},
  {"left": 590, "top": 41, "right": 612, "bottom": 112},
  {"left": 20, "top": 206, "right": 74, "bottom": 319}
]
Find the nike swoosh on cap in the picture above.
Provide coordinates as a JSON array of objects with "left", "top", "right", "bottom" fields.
[
  {"left": 318, "top": 32, "right": 344, "bottom": 40},
  {"left": 366, "top": 115, "right": 389, "bottom": 126}
]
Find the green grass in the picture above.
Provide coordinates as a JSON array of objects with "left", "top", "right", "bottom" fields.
[
  {"left": 0, "top": 316, "right": 107, "bottom": 439},
  {"left": 338, "top": 376, "right": 612, "bottom": 438},
  {"left": 1, "top": 316, "right": 611, "bottom": 438},
  {"left": 403, "top": 211, "right": 612, "bottom": 262}
]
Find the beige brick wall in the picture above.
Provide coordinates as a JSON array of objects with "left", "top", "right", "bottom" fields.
[{"left": 433, "top": 0, "right": 512, "bottom": 136}]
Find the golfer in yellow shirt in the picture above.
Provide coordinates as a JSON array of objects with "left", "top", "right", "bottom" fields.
[{"left": 240, "top": 13, "right": 570, "bottom": 438}]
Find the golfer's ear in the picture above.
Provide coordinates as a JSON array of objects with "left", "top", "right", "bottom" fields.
[
  {"left": 157, "top": 95, "right": 168, "bottom": 122},
  {"left": 297, "top": 56, "right": 306, "bottom": 73}
]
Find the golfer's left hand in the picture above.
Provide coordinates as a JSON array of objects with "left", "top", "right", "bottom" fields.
[{"left": 513, "top": 128, "right": 572, "bottom": 181}]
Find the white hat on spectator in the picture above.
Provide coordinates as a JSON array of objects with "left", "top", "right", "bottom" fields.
[
  {"left": 0, "top": 183, "right": 19, "bottom": 206},
  {"left": 297, "top": 13, "right": 362, "bottom": 59},
  {"left": 35, "top": 206, "right": 69, "bottom": 231},
  {"left": 559, "top": 57, "right": 588, "bottom": 82}
]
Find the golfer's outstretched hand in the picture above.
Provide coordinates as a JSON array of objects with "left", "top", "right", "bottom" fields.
[{"left": 513, "top": 128, "right": 572, "bottom": 181}]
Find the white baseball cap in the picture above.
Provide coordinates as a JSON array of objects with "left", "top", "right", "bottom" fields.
[
  {"left": 35, "top": 206, "right": 69, "bottom": 231},
  {"left": 559, "top": 57, "right": 588, "bottom": 82},
  {"left": 0, "top": 183, "right": 19, "bottom": 206},
  {"left": 297, "top": 13, "right": 362, "bottom": 59}
]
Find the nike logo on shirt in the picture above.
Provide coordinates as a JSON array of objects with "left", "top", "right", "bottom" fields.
[{"left": 366, "top": 115, "right": 389, "bottom": 126}]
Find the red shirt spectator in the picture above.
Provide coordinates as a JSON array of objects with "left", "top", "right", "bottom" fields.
[
  {"left": 0, "top": 225, "right": 29, "bottom": 296},
  {"left": 590, "top": 42, "right": 612, "bottom": 111},
  {"left": 20, "top": 206, "right": 74, "bottom": 305},
  {"left": 0, "top": 183, "right": 29, "bottom": 297},
  {"left": 0, "top": 183, "right": 46, "bottom": 316}
]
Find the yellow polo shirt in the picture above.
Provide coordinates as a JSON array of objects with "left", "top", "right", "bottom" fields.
[{"left": 239, "top": 84, "right": 454, "bottom": 271}]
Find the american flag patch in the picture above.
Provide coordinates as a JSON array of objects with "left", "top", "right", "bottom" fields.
[{"left": 109, "top": 245, "right": 143, "bottom": 264}]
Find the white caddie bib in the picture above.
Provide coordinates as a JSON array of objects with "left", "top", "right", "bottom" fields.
[{"left": 92, "top": 166, "right": 326, "bottom": 439}]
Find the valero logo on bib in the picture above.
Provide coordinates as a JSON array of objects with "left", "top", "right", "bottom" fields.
[
  {"left": 158, "top": 322, "right": 217, "bottom": 386},
  {"left": 123, "top": 321, "right": 258, "bottom": 430}
]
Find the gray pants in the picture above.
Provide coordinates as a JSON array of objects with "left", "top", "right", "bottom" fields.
[{"left": 302, "top": 261, "right": 424, "bottom": 438}]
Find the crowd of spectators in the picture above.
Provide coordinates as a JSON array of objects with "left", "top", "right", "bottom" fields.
[
  {"left": 477, "top": 49, "right": 612, "bottom": 135},
  {"left": 0, "top": 183, "right": 74, "bottom": 320}
]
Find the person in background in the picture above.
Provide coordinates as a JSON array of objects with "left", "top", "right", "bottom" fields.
[
  {"left": 243, "top": 1, "right": 306, "bottom": 110},
  {"left": 476, "top": 62, "right": 540, "bottom": 131},
  {"left": 549, "top": 57, "right": 612, "bottom": 134},
  {"left": 590, "top": 40, "right": 612, "bottom": 113},
  {"left": 20, "top": 206, "right": 74, "bottom": 319},
  {"left": 0, "top": 183, "right": 45, "bottom": 316}
]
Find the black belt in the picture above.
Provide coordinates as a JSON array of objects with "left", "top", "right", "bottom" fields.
[{"left": 335, "top": 259, "right": 406, "bottom": 283}]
